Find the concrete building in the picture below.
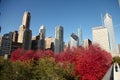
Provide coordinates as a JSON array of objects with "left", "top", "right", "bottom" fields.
[
  {"left": 18, "top": 11, "right": 31, "bottom": 43},
  {"left": 37, "top": 25, "right": 46, "bottom": 50},
  {"left": 84, "top": 39, "right": 92, "bottom": 48},
  {"left": 118, "top": 44, "right": 120, "bottom": 54},
  {"left": 1, "top": 32, "right": 13, "bottom": 55},
  {"left": 55, "top": 25, "right": 64, "bottom": 53},
  {"left": 12, "top": 31, "right": 18, "bottom": 43},
  {"left": 45, "top": 37, "right": 55, "bottom": 51},
  {"left": 70, "top": 33, "right": 79, "bottom": 48},
  {"left": 1, "top": 31, "right": 22, "bottom": 57},
  {"left": 104, "top": 13, "right": 116, "bottom": 53},
  {"left": 22, "top": 11, "right": 32, "bottom": 50},
  {"left": 92, "top": 26, "right": 110, "bottom": 52},
  {"left": 22, "top": 29, "right": 32, "bottom": 50}
]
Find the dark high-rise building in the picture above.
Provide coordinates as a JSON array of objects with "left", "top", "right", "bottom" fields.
[
  {"left": 22, "top": 11, "right": 32, "bottom": 50},
  {"left": 12, "top": 31, "right": 18, "bottom": 43},
  {"left": 55, "top": 25, "right": 64, "bottom": 53},
  {"left": 1, "top": 32, "right": 13, "bottom": 55}
]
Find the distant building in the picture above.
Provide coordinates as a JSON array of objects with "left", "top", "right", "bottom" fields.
[
  {"left": 84, "top": 39, "right": 92, "bottom": 48},
  {"left": 1, "top": 32, "right": 22, "bottom": 56},
  {"left": 18, "top": 11, "right": 31, "bottom": 43},
  {"left": 54, "top": 25, "right": 64, "bottom": 53},
  {"left": 22, "top": 29, "right": 32, "bottom": 50},
  {"left": 64, "top": 42, "right": 70, "bottom": 51},
  {"left": 1, "top": 32, "right": 13, "bottom": 55},
  {"left": 22, "top": 11, "right": 32, "bottom": 50},
  {"left": 70, "top": 33, "right": 79, "bottom": 48},
  {"left": 45, "top": 37, "right": 55, "bottom": 51},
  {"left": 104, "top": 13, "right": 116, "bottom": 53},
  {"left": 92, "top": 26, "right": 110, "bottom": 52},
  {"left": 78, "top": 27, "right": 83, "bottom": 46},
  {"left": 12, "top": 31, "right": 18, "bottom": 43},
  {"left": 118, "top": 44, "right": 120, "bottom": 53},
  {"left": 37, "top": 25, "right": 46, "bottom": 50}
]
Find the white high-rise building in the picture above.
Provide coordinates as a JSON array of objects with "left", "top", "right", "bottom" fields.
[
  {"left": 70, "top": 33, "right": 79, "bottom": 48},
  {"left": 18, "top": 11, "right": 31, "bottom": 43},
  {"left": 92, "top": 26, "right": 110, "bottom": 52},
  {"left": 104, "top": 13, "right": 116, "bottom": 53},
  {"left": 38, "top": 25, "right": 46, "bottom": 50}
]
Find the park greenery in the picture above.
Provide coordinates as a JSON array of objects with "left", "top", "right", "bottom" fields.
[{"left": 0, "top": 45, "right": 112, "bottom": 80}]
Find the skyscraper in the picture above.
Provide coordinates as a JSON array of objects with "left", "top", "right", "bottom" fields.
[
  {"left": 78, "top": 27, "right": 83, "bottom": 46},
  {"left": 70, "top": 33, "right": 79, "bottom": 48},
  {"left": 38, "top": 25, "right": 46, "bottom": 50},
  {"left": 92, "top": 26, "right": 110, "bottom": 52},
  {"left": 22, "top": 11, "right": 32, "bottom": 50},
  {"left": 104, "top": 13, "right": 116, "bottom": 53},
  {"left": 12, "top": 31, "right": 18, "bottom": 43},
  {"left": 18, "top": 11, "right": 31, "bottom": 43},
  {"left": 54, "top": 25, "right": 64, "bottom": 53}
]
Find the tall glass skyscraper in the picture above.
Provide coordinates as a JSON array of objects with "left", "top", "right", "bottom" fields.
[
  {"left": 104, "top": 13, "right": 116, "bottom": 53},
  {"left": 54, "top": 25, "right": 64, "bottom": 53},
  {"left": 78, "top": 27, "right": 83, "bottom": 46}
]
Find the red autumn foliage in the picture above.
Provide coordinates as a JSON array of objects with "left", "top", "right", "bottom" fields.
[
  {"left": 10, "top": 49, "right": 54, "bottom": 62},
  {"left": 10, "top": 45, "right": 112, "bottom": 80}
]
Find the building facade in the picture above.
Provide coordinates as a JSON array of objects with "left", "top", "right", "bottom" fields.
[
  {"left": 54, "top": 25, "right": 64, "bottom": 53},
  {"left": 70, "top": 33, "right": 79, "bottom": 48},
  {"left": 45, "top": 37, "right": 55, "bottom": 51},
  {"left": 78, "top": 27, "right": 83, "bottom": 46},
  {"left": 118, "top": 44, "right": 120, "bottom": 54},
  {"left": 84, "top": 39, "right": 92, "bottom": 48},
  {"left": 104, "top": 13, "right": 116, "bottom": 53},
  {"left": 18, "top": 11, "right": 31, "bottom": 43},
  {"left": 21, "top": 11, "right": 32, "bottom": 50},
  {"left": 1, "top": 32, "right": 13, "bottom": 55},
  {"left": 92, "top": 26, "right": 110, "bottom": 52}
]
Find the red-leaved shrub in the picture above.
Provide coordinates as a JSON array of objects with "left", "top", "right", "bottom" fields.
[{"left": 10, "top": 45, "right": 112, "bottom": 80}]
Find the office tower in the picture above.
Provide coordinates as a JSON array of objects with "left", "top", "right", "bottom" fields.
[
  {"left": 22, "top": 11, "right": 32, "bottom": 50},
  {"left": 78, "top": 27, "right": 83, "bottom": 46},
  {"left": 22, "top": 29, "right": 32, "bottom": 50},
  {"left": 45, "top": 37, "right": 55, "bottom": 51},
  {"left": 18, "top": 11, "right": 31, "bottom": 43},
  {"left": 104, "top": 13, "right": 116, "bottom": 53},
  {"left": 118, "top": 44, "right": 120, "bottom": 53},
  {"left": 37, "top": 25, "right": 46, "bottom": 50},
  {"left": 70, "top": 33, "right": 79, "bottom": 48},
  {"left": 84, "top": 39, "right": 92, "bottom": 48},
  {"left": 12, "top": 31, "right": 18, "bottom": 43},
  {"left": 55, "top": 25, "right": 64, "bottom": 53},
  {"left": 1, "top": 32, "right": 13, "bottom": 55},
  {"left": 92, "top": 26, "right": 110, "bottom": 52}
]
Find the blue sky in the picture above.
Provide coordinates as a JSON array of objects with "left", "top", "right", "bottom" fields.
[{"left": 0, "top": 0, "right": 120, "bottom": 48}]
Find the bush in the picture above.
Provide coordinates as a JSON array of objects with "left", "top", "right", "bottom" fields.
[{"left": 0, "top": 45, "right": 112, "bottom": 80}]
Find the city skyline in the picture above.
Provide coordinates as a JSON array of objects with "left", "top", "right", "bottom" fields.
[{"left": 0, "top": 0, "right": 120, "bottom": 49}]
